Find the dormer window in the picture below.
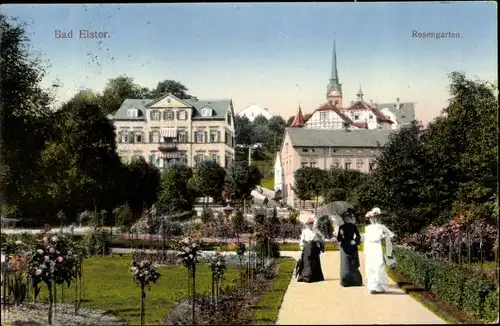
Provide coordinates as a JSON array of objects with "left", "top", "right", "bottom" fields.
[
  {"left": 227, "top": 113, "right": 232, "bottom": 126},
  {"left": 201, "top": 107, "right": 213, "bottom": 117},
  {"left": 127, "top": 108, "right": 139, "bottom": 118}
]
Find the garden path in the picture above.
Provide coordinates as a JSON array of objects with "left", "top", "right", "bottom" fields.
[{"left": 276, "top": 251, "right": 447, "bottom": 325}]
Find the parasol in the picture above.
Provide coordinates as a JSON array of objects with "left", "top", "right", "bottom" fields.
[{"left": 314, "top": 201, "right": 355, "bottom": 229}]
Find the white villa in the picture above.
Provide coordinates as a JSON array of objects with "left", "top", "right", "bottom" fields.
[
  {"left": 111, "top": 93, "right": 236, "bottom": 168},
  {"left": 237, "top": 103, "right": 273, "bottom": 122}
]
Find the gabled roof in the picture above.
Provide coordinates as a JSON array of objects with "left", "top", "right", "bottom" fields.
[
  {"left": 311, "top": 102, "right": 366, "bottom": 129},
  {"left": 346, "top": 100, "right": 393, "bottom": 124},
  {"left": 290, "top": 105, "right": 305, "bottom": 127},
  {"left": 186, "top": 99, "right": 231, "bottom": 120},
  {"left": 112, "top": 94, "right": 232, "bottom": 121},
  {"left": 113, "top": 99, "right": 154, "bottom": 120},
  {"left": 285, "top": 128, "right": 392, "bottom": 148}
]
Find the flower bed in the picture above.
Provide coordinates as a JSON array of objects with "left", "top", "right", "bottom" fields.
[{"left": 394, "top": 245, "right": 498, "bottom": 322}]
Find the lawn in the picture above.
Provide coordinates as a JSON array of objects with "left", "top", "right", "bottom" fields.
[
  {"left": 253, "top": 258, "right": 295, "bottom": 324},
  {"left": 34, "top": 255, "right": 240, "bottom": 325},
  {"left": 260, "top": 176, "right": 274, "bottom": 190}
]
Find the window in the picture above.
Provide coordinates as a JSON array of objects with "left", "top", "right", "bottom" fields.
[
  {"left": 201, "top": 107, "right": 213, "bottom": 117},
  {"left": 302, "top": 148, "right": 308, "bottom": 152},
  {"left": 356, "top": 162, "right": 363, "bottom": 170},
  {"left": 331, "top": 161, "right": 340, "bottom": 169},
  {"left": 320, "top": 111, "right": 328, "bottom": 121},
  {"left": 369, "top": 162, "right": 376, "bottom": 171},
  {"left": 311, "top": 149, "right": 315, "bottom": 152},
  {"left": 227, "top": 113, "right": 232, "bottom": 126},
  {"left": 163, "top": 110, "right": 174, "bottom": 120},
  {"left": 150, "top": 110, "right": 161, "bottom": 120},
  {"left": 195, "top": 131, "right": 206, "bottom": 143},
  {"left": 309, "top": 162, "right": 317, "bottom": 167},
  {"left": 127, "top": 108, "right": 138, "bottom": 118},
  {"left": 354, "top": 114, "right": 359, "bottom": 120},
  {"left": 150, "top": 131, "right": 160, "bottom": 143},
  {"left": 178, "top": 110, "right": 187, "bottom": 120},
  {"left": 194, "top": 154, "right": 205, "bottom": 166},
  {"left": 345, "top": 162, "right": 351, "bottom": 169},
  {"left": 211, "top": 152, "right": 219, "bottom": 163},
  {"left": 121, "top": 131, "right": 129, "bottom": 143},
  {"left": 210, "top": 130, "right": 220, "bottom": 142},
  {"left": 134, "top": 132, "right": 143, "bottom": 143},
  {"left": 369, "top": 115, "right": 373, "bottom": 120},
  {"left": 178, "top": 131, "right": 187, "bottom": 143},
  {"left": 301, "top": 162, "right": 308, "bottom": 168}
]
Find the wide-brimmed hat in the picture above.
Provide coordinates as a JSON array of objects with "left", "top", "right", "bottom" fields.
[
  {"left": 306, "top": 217, "right": 315, "bottom": 225},
  {"left": 365, "top": 207, "right": 382, "bottom": 218}
]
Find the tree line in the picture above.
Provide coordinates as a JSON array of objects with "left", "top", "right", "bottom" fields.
[
  {"left": 293, "top": 72, "right": 498, "bottom": 236},
  {"left": 0, "top": 15, "right": 262, "bottom": 227}
]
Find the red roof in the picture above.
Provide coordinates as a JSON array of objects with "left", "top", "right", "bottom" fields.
[
  {"left": 347, "top": 100, "right": 393, "bottom": 123},
  {"left": 290, "top": 105, "right": 305, "bottom": 127},
  {"left": 310, "top": 102, "right": 368, "bottom": 129}
]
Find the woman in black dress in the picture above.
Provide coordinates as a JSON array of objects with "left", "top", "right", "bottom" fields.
[
  {"left": 337, "top": 209, "right": 363, "bottom": 287},
  {"left": 296, "top": 217, "right": 325, "bottom": 283}
]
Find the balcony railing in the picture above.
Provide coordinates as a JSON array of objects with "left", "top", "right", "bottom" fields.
[{"left": 158, "top": 143, "right": 178, "bottom": 152}]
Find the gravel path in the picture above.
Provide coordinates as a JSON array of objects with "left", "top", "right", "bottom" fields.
[{"left": 276, "top": 251, "right": 446, "bottom": 325}]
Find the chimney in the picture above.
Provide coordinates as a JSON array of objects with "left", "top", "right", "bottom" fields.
[
  {"left": 396, "top": 97, "right": 400, "bottom": 110},
  {"left": 370, "top": 100, "right": 373, "bottom": 106}
]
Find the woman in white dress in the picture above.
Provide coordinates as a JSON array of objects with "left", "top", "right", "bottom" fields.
[{"left": 363, "top": 207, "right": 395, "bottom": 294}]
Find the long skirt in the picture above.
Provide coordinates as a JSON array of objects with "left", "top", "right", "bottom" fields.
[
  {"left": 364, "top": 241, "right": 389, "bottom": 292},
  {"left": 339, "top": 243, "right": 363, "bottom": 287},
  {"left": 297, "top": 241, "right": 324, "bottom": 283}
]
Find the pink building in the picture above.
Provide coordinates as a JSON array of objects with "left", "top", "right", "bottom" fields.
[{"left": 274, "top": 40, "right": 417, "bottom": 207}]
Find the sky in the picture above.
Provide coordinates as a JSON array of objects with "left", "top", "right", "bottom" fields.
[{"left": 2, "top": 2, "right": 497, "bottom": 125}]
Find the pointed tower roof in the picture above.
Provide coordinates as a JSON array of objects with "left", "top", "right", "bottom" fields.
[
  {"left": 357, "top": 85, "right": 364, "bottom": 101},
  {"left": 290, "top": 105, "right": 305, "bottom": 127},
  {"left": 330, "top": 40, "right": 339, "bottom": 82}
]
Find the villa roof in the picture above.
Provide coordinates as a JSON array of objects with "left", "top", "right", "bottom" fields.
[{"left": 285, "top": 128, "right": 392, "bottom": 148}]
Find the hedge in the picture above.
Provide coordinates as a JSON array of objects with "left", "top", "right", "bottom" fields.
[{"left": 393, "top": 245, "right": 498, "bottom": 322}]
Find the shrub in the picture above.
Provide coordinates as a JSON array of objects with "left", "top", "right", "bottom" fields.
[
  {"left": 316, "top": 216, "right": 333, "bottom": 239},
  {"left": 462, "top": 277, "right": 497, "bottom": 320},
  {"left": 483, "top": 287, "right": 499, "bottom": 322},
  {"left": 83, "top": 229, "right": 110, "bottom": 256},
  {"left": 394, "top": 244, "right": 498, "bottom": 319}
]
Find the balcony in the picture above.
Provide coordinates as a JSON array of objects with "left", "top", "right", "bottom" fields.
[{"left": 158, "top": 142, "right": 178, "bottom": 152}]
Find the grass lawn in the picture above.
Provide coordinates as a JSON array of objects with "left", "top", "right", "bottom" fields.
[
  {"left": 253, "top": 258, "right": 296, "bottom": 324},
  {"left": 33, "top": 255, "right": 240, "bottom": 325},
  {"left": 260, "top": 176, "right": 274, "bottom": 190}
]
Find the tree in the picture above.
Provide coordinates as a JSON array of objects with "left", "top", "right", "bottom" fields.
[
  {"left": 155, "top": 164, "right": 195, "bottom": 216},
  {"left": 292, "top": 167, "right": 328, "bottom": 212},
  {"left": 99, "top": 75, "right": 146, "bottom": 115},
  {"left": 125, "top": 157, "right": 161, "bottom": 220},
  {"left": 225, "top": 162, "right": 263, "bottom": 200},
  {"left": 0, "top": 14, "right": 54, "bottom": 221},
  {"left": 359, "top": 123, "right": 430, "bottom": 235},
  {"left": 323, "top": 168, "right": 366, "bottom": 203},
  {"left": 190, "top": 160, "right": 226, "bottom": 206},
  {"left": 234, "top": 115, "right": 253, "bottom": 146},
  {"left": 40, "top": 95, "right": 124, "bottom": 221},
  {"left": 265, "top": 116, "right": 287, "bottom": 153},
  {"left": 286, "top": 115, "right": 295, "bottom": 126},
  {"left": 149, "top": 80, "right": 191, "bottom": 99}
]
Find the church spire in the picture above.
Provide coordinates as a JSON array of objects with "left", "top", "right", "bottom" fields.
[
  {"left": 330, "top": 40, "right": 339, "bottom": 82},
  {"left": 326, "top": 38, "right": 342, "bottom": 105},
  {"left": 357, "top": 85, "right": 364, "bottom": 101}
]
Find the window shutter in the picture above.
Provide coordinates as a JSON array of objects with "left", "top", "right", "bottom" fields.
[
  {"left": 194, "top": 132, "right": 198, "bottom": 142},
  {"left": 163, "top": 111, "right": 167, "bottom": 120},
  {"left": 204, "top": 132, "right": 208, "bottom": 143},
  {"left": 149, "top": 132, "right": 152, "bottom": 143},
  {"left": 177, "top": 111, "right": 180, "bottom": 120},
  {"left": 216, "top": 131, "right": 221, "bottom": 142},
  {"left": 150, "top": 111, "right": 154, "bottom": 120},
  {"left": 185, "top": 131, "right": 189, "bottom": 142},
  {"left": 129, "top": 131, "right": 134, "bottom": 143}
]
